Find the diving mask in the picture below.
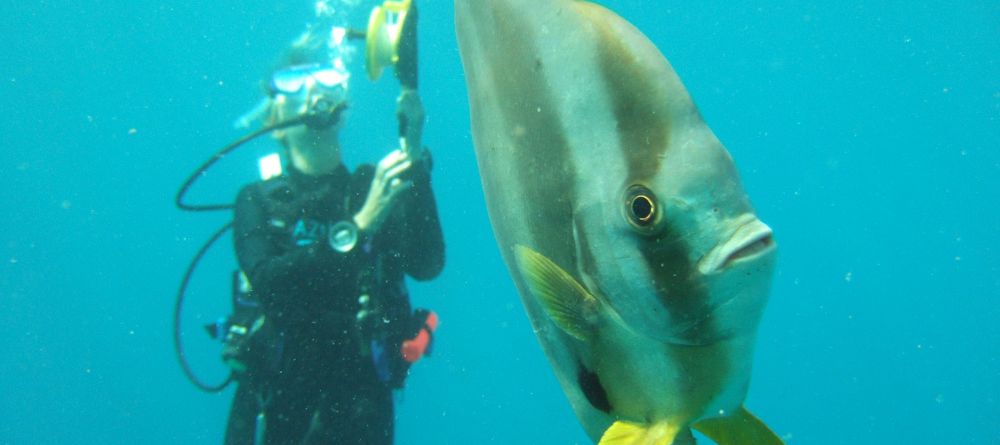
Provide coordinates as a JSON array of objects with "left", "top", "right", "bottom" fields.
[
  {"left": 269, "top": 64, "right": 350, "bottom": 129},
  {"left": 269, "top": 63, "right": 350, "bottom": 97}
]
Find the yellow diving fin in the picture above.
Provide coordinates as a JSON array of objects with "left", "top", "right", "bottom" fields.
[
  {"left": 693, "top": 406, "right": 784, "bottom": 445},
  {"left": 513, "top": 245, "right": 599, "bottom": 342},
  {"left": 598, "top": 420, "right": 682, "bottom": 445}
]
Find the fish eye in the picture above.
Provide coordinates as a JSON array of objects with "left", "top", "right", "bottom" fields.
[
  {"left": 625, "top": 185, "right": 658, "bottom": 229},
  {"left": 632, "top": 195, "right": 654, "bottom": 221}
]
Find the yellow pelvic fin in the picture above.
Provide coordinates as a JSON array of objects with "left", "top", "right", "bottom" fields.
[
  {"left": 513, "top": 245, "right": 599, "bottom": 342},
  {"left": 598, "top": 420, "right": 682, "bottom": 445},
  {"left": 693, "top": 406, "right": 784, "bottom": 445}
]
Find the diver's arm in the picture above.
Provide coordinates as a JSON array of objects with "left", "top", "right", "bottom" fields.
[
  {"left": 350, "top": 149, "right": 443, "bottom": 281},
  {"left": 397, "top": 150, "right": 444, "bottom": 281},
  {"left": 396, "top": 89, "right": 442, "bottom": 279}
]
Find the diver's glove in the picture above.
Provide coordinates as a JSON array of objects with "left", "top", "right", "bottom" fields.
[
  {"left": 396, "top": 88, "right": 425, "bottom": 157},
  {"left": 400, "top": 309, "right": 438, "bottom": 363}
]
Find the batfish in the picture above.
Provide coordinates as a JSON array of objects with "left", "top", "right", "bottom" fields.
[{"left": 455, "top": 1, "right": 782, "bottom": 443}]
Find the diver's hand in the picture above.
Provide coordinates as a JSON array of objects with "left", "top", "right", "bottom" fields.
[
  {"left": 354, "top": 149, "right": 414, "bottom": 235},
  {"left": 397, "top": 88, "right": 425, "bottom": 157}
]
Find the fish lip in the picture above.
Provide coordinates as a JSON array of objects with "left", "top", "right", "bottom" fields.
[{"left": 697, "top": 216, "right": 775, "bottom": 275}]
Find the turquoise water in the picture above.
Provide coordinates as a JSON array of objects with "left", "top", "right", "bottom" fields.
[{"left": 1, "top": 1, "right": 997, "bottom": 443}]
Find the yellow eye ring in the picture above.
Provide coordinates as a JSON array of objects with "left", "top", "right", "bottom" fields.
[
  {"left": 624, "top": 185, "right": 658, "bottom": 229},
  {"left": 632, "top": 195, "right": 655, "bottom": 223}
]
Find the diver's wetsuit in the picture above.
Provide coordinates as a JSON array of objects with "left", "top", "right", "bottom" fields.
[{"left": 224, "top": 152, "right": 444, "bottom": 445}]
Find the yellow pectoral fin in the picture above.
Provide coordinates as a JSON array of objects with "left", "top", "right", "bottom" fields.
[
  {"left": 514, "top": 245, "right": 599, "bottom": 342},
  {"left": 693, "top": 406, "right": 783, "bottom": 445},
  {"left": 598, "top": 420, "right": 682, "bottom": 445}
]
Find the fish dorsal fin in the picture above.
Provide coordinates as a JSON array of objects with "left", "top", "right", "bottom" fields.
[
  {"left": 514, "top": 245, "right": 600, "bottom": 342},
  {"left": 598, "top": 420, "right": 681, "bottom": 445},
  {"left": 693, "top": 406, "right": 784, "bottom": 445}
]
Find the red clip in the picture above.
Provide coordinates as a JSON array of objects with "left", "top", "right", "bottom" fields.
[{"left": 401, "top": 311, "right": 438, "bottom": 363}]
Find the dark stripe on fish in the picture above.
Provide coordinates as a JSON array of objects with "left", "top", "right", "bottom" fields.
[
  {"left": 487, "top": 0, "right": 578, "bottom": 269},
  {"left": 587, "top": 6, "right": 671, "bottom": 184},
  {"left": 583, "top": 4, "right": 731, "bottom": 406}
]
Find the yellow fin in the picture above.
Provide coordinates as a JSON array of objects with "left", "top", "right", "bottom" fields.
[
  {"left": 598, "top": 420, "right": 681, "bottom": 445},
  {"left": 693, "top": 406, "right": 783, "bottom": 445},
  {"left": 513, "top": 245, "right": 598, "bottom": 341}
]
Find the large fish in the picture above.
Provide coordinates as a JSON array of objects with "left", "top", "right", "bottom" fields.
[{"left": 455, "top": 0, "right": 782, "bottom": 444}]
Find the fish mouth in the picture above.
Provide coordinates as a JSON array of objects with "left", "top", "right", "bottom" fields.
[{"left": 697, "top": 217, "right": 775, "bottom": 275}]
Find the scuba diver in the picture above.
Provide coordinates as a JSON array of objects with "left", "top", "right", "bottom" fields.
[
  {"left": 171, "top": 2, "right": 443, "bottom": 444},
  {"left": 225, "top": 59, "right": 442, "bottom": 445}
]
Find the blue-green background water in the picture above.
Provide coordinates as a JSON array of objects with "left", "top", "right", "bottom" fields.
[{"left": 2, "top": 1, "right": 997, "bottom": 443}]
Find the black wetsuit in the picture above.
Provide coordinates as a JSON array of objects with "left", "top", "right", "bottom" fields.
[{"left": 224, "top": 153, "right": 444, "bottom": 445}]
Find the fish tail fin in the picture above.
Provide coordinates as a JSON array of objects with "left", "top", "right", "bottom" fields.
[
  {"left": 598, "top": 420, "right": 682, "bottom": 445},
  {"left": 693, "top": 406, "right": 783, "bottom": 445}
]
